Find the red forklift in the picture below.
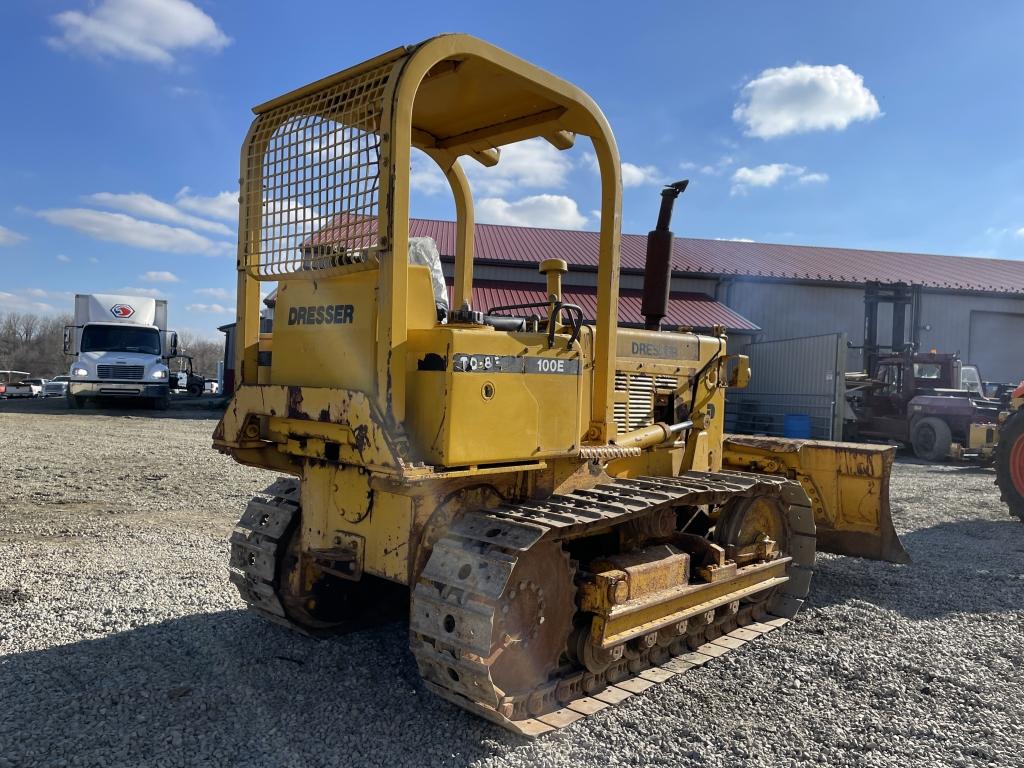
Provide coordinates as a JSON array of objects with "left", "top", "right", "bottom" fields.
[{"left": 844, "top": 283, "right": 999, "bottom": 460}]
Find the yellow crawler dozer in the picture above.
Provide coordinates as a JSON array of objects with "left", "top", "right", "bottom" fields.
[{"left": 214, "top": 34, "right": 908, "bottom": 735}]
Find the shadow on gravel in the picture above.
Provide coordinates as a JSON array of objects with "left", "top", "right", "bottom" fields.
[
  {"left": 0, "top": 396, "right": 223, "bottom": 421},
  {"left": 812, "top": 517, "right": 1024, "bottom": 619},
  {"left": 894, "top": 456, "right": 995, "bottom": 476},
  {"left": 0, "top": 610, "right": 519, "bottom": 767}
]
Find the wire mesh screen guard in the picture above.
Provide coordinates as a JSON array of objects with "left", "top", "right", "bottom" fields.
[{"left": 242, "top": 62, "right": 394, "bottom": 279}]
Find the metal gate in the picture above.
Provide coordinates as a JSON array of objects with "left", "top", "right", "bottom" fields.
[{"left": 725, "top": 333, "right": 846, "bottom": 440}]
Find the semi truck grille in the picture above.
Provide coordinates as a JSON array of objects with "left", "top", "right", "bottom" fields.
[{"left": 97, "top": 365, "right": 145, "bottom": 380}]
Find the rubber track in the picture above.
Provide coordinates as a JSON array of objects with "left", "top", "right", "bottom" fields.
[{"left": 411, "top": 470, "right": 816, "bottom": 735}]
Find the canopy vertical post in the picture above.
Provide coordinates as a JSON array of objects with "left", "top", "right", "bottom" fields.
[
  {"left": 589, "top": 138, "right": 623, "bottom": 442},
  {"left": 235, "top": 125, "right": 261, "bottom": 387}
]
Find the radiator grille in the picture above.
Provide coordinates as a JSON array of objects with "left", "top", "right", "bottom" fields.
[
  {"left": 97, "top": 365, "right": 144, "bottom": 380},
  {"left": 614, "top": 372, "right": 655, "bottom": 432},
  {"left": 613, "top": 373, "right": 681, "bottom": 434}
]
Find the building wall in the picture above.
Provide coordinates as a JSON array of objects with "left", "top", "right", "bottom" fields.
[
  {"left": 722, "top": 280, "right": 867, "bottom": 370},
  {"left": 918, "top": 291, "right": 1024, "bottom": 383}
]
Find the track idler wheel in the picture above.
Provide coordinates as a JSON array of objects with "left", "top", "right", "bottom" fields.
[{"left": 713, "top": 489, "right": 816, "bottom": 619}]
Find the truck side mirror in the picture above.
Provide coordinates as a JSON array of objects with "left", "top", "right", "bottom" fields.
[
  {"left": 169, "top": 331, "right": 179, "bottom": 357},
  {"left": 63, "top": 326, "right": 73, "bottom": 355}
]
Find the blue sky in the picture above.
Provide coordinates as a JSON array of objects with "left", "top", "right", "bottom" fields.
[{"left": 2, "top": 0, "right": 1023, "bottom": 337}]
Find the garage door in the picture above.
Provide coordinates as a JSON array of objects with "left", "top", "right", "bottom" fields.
[{"left": 968, "top": 311, "right": 1024, "bottom": 384}]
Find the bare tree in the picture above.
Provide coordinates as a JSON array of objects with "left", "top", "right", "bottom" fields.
[
  {"left": 174, "top": 330, "right": 224, "bottom": 379},
  {"left": 0, "top": 312, "right": 74, "bottom": 377}
]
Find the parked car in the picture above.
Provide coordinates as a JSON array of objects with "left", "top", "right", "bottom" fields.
[
  {"left": 43, "top": 375, "right": 71, "bottom": 397},
  {"left": 1, "top": 372, "right": 41, "bottom": 398},
  {"left": 21, "top": 378, "right": 47, "bottom": 397},
  {"left": 204, "top": 379, "right": 219, "bottom": 395},
  {"left": 0, "top": 370, "right": 28, "bottom": 398}
]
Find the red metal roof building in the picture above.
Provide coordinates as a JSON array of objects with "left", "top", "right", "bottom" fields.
[
  {"left": 410, "top": 218, "right": 1024, "bottom": 295},
  {"left": 455, "top": 281, "right": 759, "bottom": 332},
  {"left": 406, "top": 218, "right": 1024, "bottom": 383}
]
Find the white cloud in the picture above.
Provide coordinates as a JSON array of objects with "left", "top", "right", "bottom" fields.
[
  {"left": 730, "top": 164, "right": 828, "bottom": 195},
  {"left": 88, "top": 257, "right": 99, "bottom": 264},
  {"left": 621, "top": 162, "right": 665, "bottom": 187},
  {"left": 141, "top": 270, "right": 180, "bottom": 283},
  {"left": 0, "top": 225, "right": 26, "bottom": 246},
  {"left": 0, "top": 290, "right": 66, "bottom": 314},
  {"left": 175, "top": 187, "right": 237, "bottom": 221},
  {"left": 186, "top": 302, "right": 232, "bottom": 314},
  {"left": 477, "top": 194, "right": 588, "bottom": 230},
  {"left": 48, "top": 0, "right": 230, "bottom": 65},
  {"left": 468, "top": 139, "right": 573, "bottom": 195},
  {"left": 118, "top": 286, "right": 166, "bottom": 298},
  {"left": 734, "top": 63, "right": 881, "bottom": 139},
  {"left": 88, "top": 192, "right": 231, "bottom": 234},
  {"left": 6, "top": 289, "right": 76, "bottom": 313},
  {"left": 195, "top": 287, "right": 231, "bottom": 300},
  {"left": 56, "top": 254, "right": 71, "bottom": 263},
  {"left": 1015, "top": 227, "right": 1024, "bottom": 239},
  {"left": 697, "top": 156, "right": 735, "bottom": 176},
  {"left": 37, "top": 207, "right": 233, "bottom": 256},
  {"left": 584, "top": 153, "right": 664, "bottom": 187},
  {"left": 409, "top": 151, "right": 448, "bottom": 196}
]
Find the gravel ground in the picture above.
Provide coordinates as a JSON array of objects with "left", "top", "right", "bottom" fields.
[{"left": 1, "top": 401, "right": 1023, "bottom": 768}]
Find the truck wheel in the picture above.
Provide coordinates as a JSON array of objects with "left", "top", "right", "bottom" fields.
[
  {"left": 188, "top": 383, "right": 202, "bottom": 397},
  {"left": 67, "top": 394, "right": 84, "bottom": 410},
  {"left": 911, "top": 416, "right": 952, "bottom": 461},
  {"left": 152, "top": 392, "right": 170, "bottom": 411},
  {"left": 995, "top": 410, "right": 1024, "bottom": 521}
]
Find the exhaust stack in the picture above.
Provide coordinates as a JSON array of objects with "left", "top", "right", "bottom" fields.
[{"left": 641, "top": 180, "right": 689, "bottom": 330}]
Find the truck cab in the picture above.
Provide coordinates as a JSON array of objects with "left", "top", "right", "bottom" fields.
[
  {"left": 65, "top": 294, "right": 176, "bottom": 409},
  {"left": 848, "top": 350, "right": 999, "bottom": 460}
]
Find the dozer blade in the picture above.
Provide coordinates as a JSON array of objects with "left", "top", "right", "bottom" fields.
[{"left": 723, "top": 436, "right": 910, "bottom": 564}]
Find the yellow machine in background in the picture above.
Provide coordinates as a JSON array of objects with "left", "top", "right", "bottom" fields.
[{"left": 214, "top": 34, "right": 907, "bottom": 734}]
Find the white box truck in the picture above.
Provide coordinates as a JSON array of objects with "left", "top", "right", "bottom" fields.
[{"left": 64, "top": 294, "right": 177, "bottom": 409}]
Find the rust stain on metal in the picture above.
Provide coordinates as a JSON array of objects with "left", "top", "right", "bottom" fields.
[
  {"left": 287, "top": 386, "right": 304, "bottom": 419},
  {"left": 353, "top": 424, "right": 371, "bottom": 454}
]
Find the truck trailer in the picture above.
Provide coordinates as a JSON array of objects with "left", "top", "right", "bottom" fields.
[{"left": 64, "top": 294, "right": 177, "bottom": 409}]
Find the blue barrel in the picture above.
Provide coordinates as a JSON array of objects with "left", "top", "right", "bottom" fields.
[{"left": 783, "top": 414, "right": 812, "bottom": 439}]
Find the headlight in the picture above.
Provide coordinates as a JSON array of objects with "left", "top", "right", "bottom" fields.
[
  {"left": 72, "top": 367, "right": 88, "bottom": 377},
  {"left": 151, "top": 369, "right": 168, "bottom": 380}
]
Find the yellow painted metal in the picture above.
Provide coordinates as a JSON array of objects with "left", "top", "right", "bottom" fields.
[
  {"left": 967, "top": 422, "right": 998, "bottom": 454},
  {"left": 214, "top": 384, "right": 406, "bottom": 472},
  {"left": 232, "top": 33, "right": 625, "bottom": 440},
  {"left": 270, "top": 266, "right": 436, "bottom": 393},
  {"left": 404, "top": 327, "right": 584, "bottom": 466},
  {"left": 301, "top": 464, "right": 413, "bottom": 582},
  {"left": 592, "top": 558, "right": 790, "bottom": 648},
  {"left": 540, "top": 258, "right": 568, "bottom": 302},
  {"left": 591, "top": 544, "right": 690, "bottom": 602},
  {"left": 722, "top": 436, "right": 910, "bottom": 563},
  {"left": 215, "top": 35, "right": 905, "bottom": 703}
]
